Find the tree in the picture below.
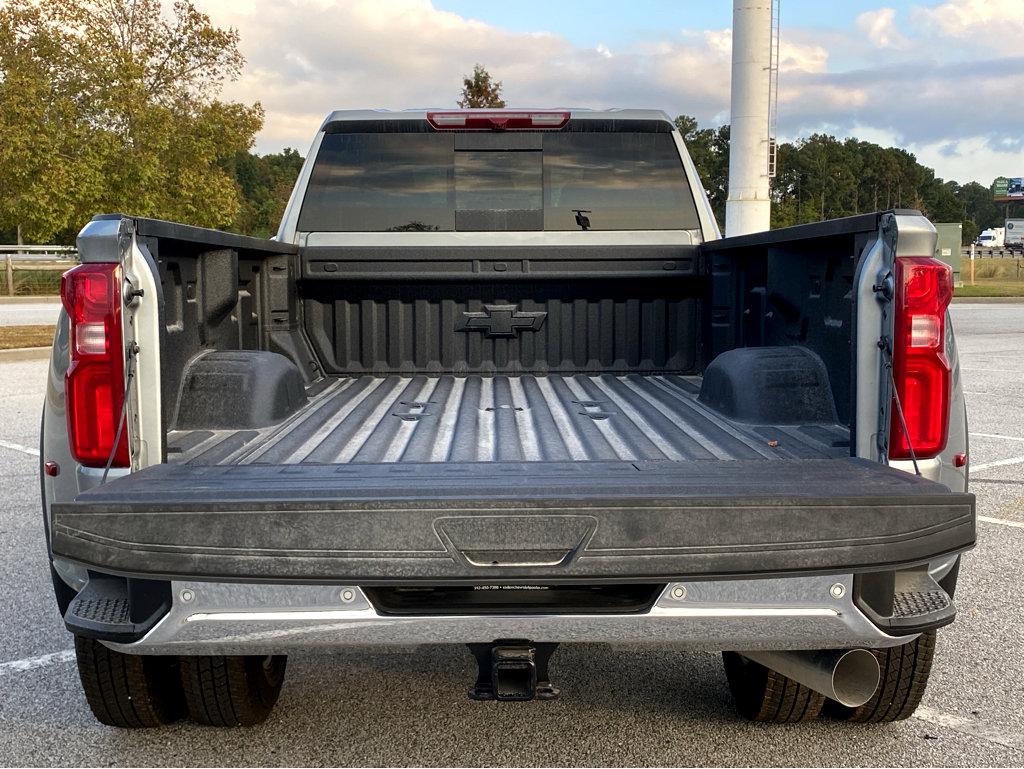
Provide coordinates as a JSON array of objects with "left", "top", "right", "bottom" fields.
[
  {"left": 675, "top": 114, "right": 1002, "bottom": 242},
  {"left": 674, "top": 115, "right": 729, "bottom": 226},
  {"left": 0, "top": 3, "right": 97, "bottom": 243},
  {"left": 0, "top": 0, "right": 263, "bottom": 243},
  {"left": 962, "top": 183, "right": 996, "bottom": 228},
  {"left": 229, "top": 148, "right": 305, "bottom": 238},
  {"left": 458, "top": 64, "right": 506, "bottom": 108}
]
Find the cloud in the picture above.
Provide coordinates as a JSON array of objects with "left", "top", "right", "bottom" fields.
[
  {"left": 702, "top": 28, "right": 829, "bottom": 73},
  {"left": 206, "top": 0, "right": 735, "bottom": 147},
  {"left": 913, "top": 136, "right": 1024, "bottom": 185},
  {"left": 702, "top": 29, "right": 731, "bottom": 58},
  {"left": 914, "top": 0, "right": 1024, "bottom": 40},
  {"left": 778, "top": 39, "right": 829, "bottom": 74},
  {"left": 779, "top": 56, "right": 1024, "bottom": 150},
  {"left": 197, "top": 0, "right": 1024, "bottom": 183},
  {"left": 855, "top": 8, "right": 910, "bottom": 49}
]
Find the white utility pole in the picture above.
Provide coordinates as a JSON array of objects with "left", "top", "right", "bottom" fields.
[{"left": 725, "top": 1, "right": 776, "bottom": 236}]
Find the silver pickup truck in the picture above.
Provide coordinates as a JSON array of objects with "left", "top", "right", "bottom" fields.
[{"left": 41, "top": 109, "right": 974, "bottom": 728}]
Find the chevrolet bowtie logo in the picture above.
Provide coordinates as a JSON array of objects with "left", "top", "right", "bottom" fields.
[{"left": 456, "top": 304, "right": 547, "bottom": 337}]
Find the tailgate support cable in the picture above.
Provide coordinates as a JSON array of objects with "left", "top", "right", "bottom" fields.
[
  {"left": 879, "top": 339, "right": 921, "bottom": 476},
  {"left": 101, "top": 343, "right": 139, "bottom": 484}
]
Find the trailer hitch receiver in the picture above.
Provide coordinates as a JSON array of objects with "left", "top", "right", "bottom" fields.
[{"left": 467, "top": 640, "right": 559, "bottom": 701}]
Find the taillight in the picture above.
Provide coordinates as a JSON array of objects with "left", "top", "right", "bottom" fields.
[
  {"left": 61, "top": 263, "right": 129, "bottom": 467},
  {"left": 426, "top": 111, "right": 570, "bottom": 130},
  {"left": 888, "top": 256, "right": 953, "bottom": 460}
]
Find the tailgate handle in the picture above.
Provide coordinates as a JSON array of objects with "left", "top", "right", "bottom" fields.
[
  {"left": 459, "top": 548, "right": 577, "bottom": 568},
  {"left": 435, "top": 515, "right": 597, "bottom": 569}
]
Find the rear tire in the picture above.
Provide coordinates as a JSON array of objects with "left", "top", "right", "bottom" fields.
[
  {"left": 74, "top": 636, "right": 184, "bottom": 728},
  {"left": 722, "top": 651, "right": 824, "bottom": 723},
  {"left": 828, "top": 631, "right": 935, "bottom": 723},
  {"left": 180, "top": 655, "right": 286, "bottom": 726}
]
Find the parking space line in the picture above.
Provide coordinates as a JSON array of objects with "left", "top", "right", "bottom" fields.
[
  {"left": 0, "top": 649, "right": 74, "bottom": 677},
  {"left": 915, "top": 706, "right": 1024, "bottom": 750},
  {"left": 972, "top": 432, "right": 1024, "bottom": 442},
  {"left": 0, "top": 439, "right": 39, "bottom": 457},
  {"left": 978, "top": 515, "right": 1024, "bottom": 529},
  {"left": 971, "top": 455, "right": 1024, "bottom": 473}
]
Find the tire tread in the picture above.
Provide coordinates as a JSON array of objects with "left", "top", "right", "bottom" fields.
[
  {"left": 74, "top": 636, "right": 181, "bottom": 728},
  {"left": 180, "top": 655, "right": 285, "bottom": 727},
  {"left": 723, "top": 652, "right": 825, "bottom": 723}
]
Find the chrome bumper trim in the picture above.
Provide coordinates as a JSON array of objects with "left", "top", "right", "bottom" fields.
[{"left": 105, "top": 575, "right": 915, "bottom": 655}]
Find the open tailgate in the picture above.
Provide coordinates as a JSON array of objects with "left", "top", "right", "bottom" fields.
[{"left": 51, "top": 458, "right": 974, "bottom": 582}]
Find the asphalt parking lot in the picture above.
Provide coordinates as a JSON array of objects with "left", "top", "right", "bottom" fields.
[
  {"left": 0, "top": 302, "right": 1021, "bottom": 767},
  {"left": 0, "top": 298, "right": 61, "bottom": 327}
]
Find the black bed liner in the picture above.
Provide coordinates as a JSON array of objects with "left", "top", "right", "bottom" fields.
[
  {"left": 166, "top": 373, "right": 850, "bottom": 466},
  {"left": 51, "top": 458, "right": 975, "bottom": 582}
]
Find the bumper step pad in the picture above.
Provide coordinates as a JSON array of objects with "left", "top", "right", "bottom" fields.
[
  {"left": 64, "top": 574, "right": 171, "bottom": 643},
  {"left": 855, "top": 567, "right": 956, "bottom": 634},
  {"left": 893, "top": 589, "right": 951, "bottom": 619}
]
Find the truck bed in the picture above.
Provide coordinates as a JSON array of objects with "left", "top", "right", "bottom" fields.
[
  {"left": 49, "top": 213, "right": 975, "bottom": 591},
  {"left": 166, "top": 373, "right": 850, "bottom": 466}
]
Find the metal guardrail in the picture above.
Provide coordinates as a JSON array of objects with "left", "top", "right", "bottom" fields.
[
  {"left": 1, "top": 246, "right": 79, "bottom": 296},
  {"left": 962, "top": 247, "right": 1023, "bottom": 259}
]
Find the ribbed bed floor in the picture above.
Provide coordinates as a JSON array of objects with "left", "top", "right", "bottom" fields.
[
  {"left": 166, "top": 374, "right": 850, "bottom": 466},
  {"left": 169, "top": 370, "right": 847, "bottom": 462}
]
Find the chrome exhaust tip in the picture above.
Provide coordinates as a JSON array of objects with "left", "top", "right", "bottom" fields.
[{"left": 742, "top": 648, "right": 881, "bottom": 707}]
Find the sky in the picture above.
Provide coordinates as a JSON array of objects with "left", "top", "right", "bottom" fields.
[{"left": 197, "top": 0, "right": 1024, "bottom": 186}]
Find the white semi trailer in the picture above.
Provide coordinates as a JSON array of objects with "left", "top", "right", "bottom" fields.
[{"left": 1005, "top": 220, "right": 1023, "bottom": 253}]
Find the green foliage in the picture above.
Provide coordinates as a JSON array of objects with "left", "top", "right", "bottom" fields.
[
  {"left": 0, "top": 0, "right": 263, "bottom": 243},
  {"left": 228, "top": 148, "right": 305, "bottom": 238},
  {"left": 458, "top": 64, "right": 506, "bottom": 108},
  {"left": 674, "top": 116, "right": 730, "bottom": 225},
  {"left": 956, "top": 181, "right": 1003, "bottom": 244},
  {"left": 676, "top": 115, "right": 1008, "bottom": 244},
  {"left": 0, "top": 3, "right": 94, "bottom": 243}
]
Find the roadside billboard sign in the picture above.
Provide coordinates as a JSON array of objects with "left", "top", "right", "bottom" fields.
[{"left": 993, "top": 176, "right": 1024, "bottom": 201}]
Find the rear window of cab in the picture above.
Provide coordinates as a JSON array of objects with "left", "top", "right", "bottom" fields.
[{"left": 297, "top": 129, "right": 701, "bottom": 232}]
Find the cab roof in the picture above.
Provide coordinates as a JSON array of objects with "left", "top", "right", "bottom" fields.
[{"left": 319, "top": 108, "right": 675, "bottom": 132}]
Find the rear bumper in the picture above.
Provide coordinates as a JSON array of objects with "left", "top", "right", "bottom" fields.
[
  {"left": 52, "top": 458, "right": 973, "bottom": 654},
  {"left": 102, "top": 574, "right": 920, "bottom": 655}
]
